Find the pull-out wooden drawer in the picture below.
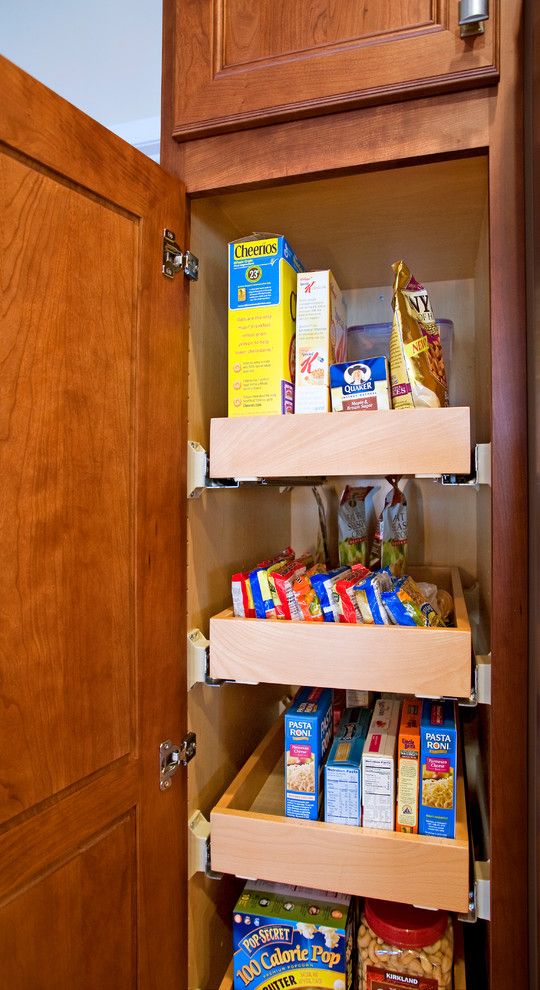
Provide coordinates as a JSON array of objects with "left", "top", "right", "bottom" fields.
[
  {"left": 211, "top": 718, "right": 470, "bottom": 915},
  {"left": 210, "top": 567, "right": 472, "bottom": 700}
]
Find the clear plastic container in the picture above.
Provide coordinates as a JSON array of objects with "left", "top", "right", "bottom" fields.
[
  {"left": 347, "top": 320, "right": 454, "bottom": 384},
  {"left": 358, "top": 898, "right": 454, "bottom": 989}
]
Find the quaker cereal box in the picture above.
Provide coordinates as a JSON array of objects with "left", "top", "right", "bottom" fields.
[
  {"left": 229, "top": 234, "right": 303, "bottom": 417},
  {"left": 285, "top": 687, "right": 333, "bottom": 821},
  {"left": 233, "top": 880, "right": 357, "bottom": 990},
  {"left": 325, "top": 707, "right": 373, "bottom": 827},
  {"left": 396, "top": 697, "right": 421, "bottom": 834},
  {"left": 296, "top": 271, "right": 348, "bottom": 414},
  {"left": 419, "top": 701, "right": 457, "bottom": 839},
  {"left": 361, "top": 699, "right": 401, "bottom": 830},
  {"left": 330, "top": 358, "right": 391, "bottom": 412}
]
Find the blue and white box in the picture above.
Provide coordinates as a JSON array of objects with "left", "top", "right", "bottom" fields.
[
  {"left": 285, "top": 687, "right": 333, "bottom": 821},
  {"left": 324, "top": 707, "right": 373, "bottom": 826},
  {"left": 419, "top": 700, "right": 458, "bottom": 839},
  {"left": 330, "top": 356, "right": 391, "bottom": 411}
]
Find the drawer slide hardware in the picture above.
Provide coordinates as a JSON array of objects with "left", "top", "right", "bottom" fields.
[
  {"left": 162, "top": 228, "right": 199, "bottom": 281},
  {"left": 188, "top": 810, "right": 223, "bottom": 880},
  {"left": 416, "top": 653, "right": 491, "bottom": 707},
  {"left": 415, "top": 443, "right": 491, "bottom": 486},
  {"left": 458, "top": 0, "right": 488, "bottom": 38},
  {"left": 459, "top": 860, "right": 491, "bottom": 922},
  {"left": 187, "top": 628, "right": 258, "bottom": 690},
  {"left": 187, "top": 441, "right": 325, "bottom": 498},
  {"left": 159, "top": 733, "right": 196, "bottom": 790}
]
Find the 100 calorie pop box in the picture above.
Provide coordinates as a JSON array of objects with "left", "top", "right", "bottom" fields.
[
  {"left": 285, "top": 687, "right": 333, "bottom": 821},
  {"left": 233, "top": 880, "right": 357, "bottom": 990}
]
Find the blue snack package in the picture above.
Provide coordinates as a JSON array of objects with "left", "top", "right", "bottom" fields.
[{"left": 309, "top": 567, "right": 349, "bottom": 622}]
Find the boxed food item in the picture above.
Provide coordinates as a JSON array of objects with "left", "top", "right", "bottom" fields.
[
  {"left": 396, "top": 697, "right": 421, "bottom": 834},
  {"left": 389, "top": 260, "right": 449, "bottom": 409},
  {"left": 296, "top": 270, "right": 348, "bottom": 414},
  {"left": 346, "top": 690, "right": 374, "bottom": 709},
  {"left": 233, "top": 880, "right": 357, "bottom": 990},
  {"left": 419, "top": 701, "right": 457, "bottom": 839},
  {"left": 285, "top": 687, "right": 333, "bottom": 820},
  {"left": 325, "top": 707, "right": 373, "bottom": 826},
  {"left": 330, "top": 357, "right": 391, "bottom": 412},
  {"left": 228, "top": 234, "right": 303, "bottom": 417},
  {"left": 362, "top": 698, "right": 401, "bottom": 830}
]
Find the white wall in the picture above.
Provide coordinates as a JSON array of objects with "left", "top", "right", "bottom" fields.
[{"left": 0, "top": 0, "right": 162, "bottom": 158}]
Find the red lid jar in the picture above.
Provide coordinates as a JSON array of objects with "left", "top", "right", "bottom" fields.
[{"left": 365, "top": 898, "right": 448, "bottom": 950}]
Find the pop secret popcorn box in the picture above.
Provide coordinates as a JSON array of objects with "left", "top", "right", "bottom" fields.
[{"left": 233, "top": 880, "right": 357, "bottom": 990}]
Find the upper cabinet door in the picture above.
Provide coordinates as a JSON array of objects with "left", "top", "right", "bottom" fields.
[
  {"left": 169, "top": 0, "right": 498, "bottom": 140},
  {"left": 0, "top": 56, "right": 188, "bottom": 988}
]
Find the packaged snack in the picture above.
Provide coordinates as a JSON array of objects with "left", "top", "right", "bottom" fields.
[
  {"left": 325, "top": 707, "right": 373, "bottom": 826},
  {"left": 369, "top": 477, "right": 407, "bottom": 576},
  {"left": 295, "top": 270, "right": 348, "bottom": 414},
  {"left": 330, "top": 357, "right": 391, "bottom": 412},
  {"left": 272, "top": 554, "right": 313, "bottom": 620},
  {"left": 338, "top": 485, "right": 373, "bottom": 567},
  {"left": 389, "top": 260, "right": 449, "bottom": 409},
  {"left": 310, "top": 566, "right": 351, "bottom": 622},
  {"left": 232, "top": 569, "right": 255, "bottom": 618},
  {"left": 419, "top": 701, "right": 457, "bottom": 839},
  {"left": 285, "top": 687, "right": 333, "bottom": 820},
  {"left": 233, "top": 880, "right": 357, "bottom": 990},
  {"left": 291, "top": 564, "right": 326, "bottom": 621},
  {"left": 436, "top": 588, "right": 454, "bottom": 625},
  {"left": 358, "top": 900, "right": 454, "bottom": 990},
  {"left": 354, "top": 570, "right": 393, "bottom": 625},
  {"left": 335, "top": 565, "right": 371, "bottom": 623},
  {"left": 382, "top": 575, "right": 445, "bottom": 628},
  {"left": 249, "top": 548, "right": 294, "bottom": 619},
  {"left": 346, "top": 690, "right": 374, "bottom": 708},
  {"left": 396, "top": 697, "right": 421, "bottom": 834},
  {"left": 362, "top": 698, "right": 401, "bottom": 830},
  {"left": 228, "top": 234, "right": 303, "bottom": 417}
]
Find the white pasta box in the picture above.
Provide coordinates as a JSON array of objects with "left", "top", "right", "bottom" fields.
[
  {"left": 325, "top": 707, "right": 373, "bottom": 826},
  {"left": 295, "top": 270, "right": 347, "bottom": 414},
  {"left": 362, "top": 699, "right": 401, "bottom": 830},
  {"left": 419, "top": 700, "right": 457, "bottom": 839},
  {"left": 285, "top": 687, "right": 333, "bottom": 821}
]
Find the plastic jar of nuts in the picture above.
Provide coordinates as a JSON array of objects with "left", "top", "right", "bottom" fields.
[{"left": 358, "top": 898, "right": 454, "bottom": 989}]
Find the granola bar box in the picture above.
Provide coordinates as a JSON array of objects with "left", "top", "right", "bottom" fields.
[
  {"left": 233, "top": 880, "right": 357, "bottom": 990},
  {"left": 285, "top": 687, "right": 333, "bottom": 821},
  {"left": 419, "top": 700, "right": 457, "bottom": 839}
]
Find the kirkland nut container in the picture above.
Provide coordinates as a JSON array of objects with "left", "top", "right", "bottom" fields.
[{"left": 358, "top": 898, "right": 454, "bottom": 989}]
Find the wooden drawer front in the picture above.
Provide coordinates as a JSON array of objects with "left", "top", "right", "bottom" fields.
[
  {"left": 211, "top": 719, "right": 470, "bottom": 914},
  {"left": 171, "top": 2, "right": 498, "bottom": 140},
  {"left": 210, "top": 567, "right": 472, "bottom": 700}
]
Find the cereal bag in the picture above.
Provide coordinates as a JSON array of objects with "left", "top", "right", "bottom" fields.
[
  {"left": 389, "top": 260, "right": 449, "bottom": 408},
  {"left": 338, "top": 486, "right": 373, "bottom": 566}
]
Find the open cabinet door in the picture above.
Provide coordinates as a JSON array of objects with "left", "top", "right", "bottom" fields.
[{"left": 0, "top": 57, "right": 187, "bottom": 989}]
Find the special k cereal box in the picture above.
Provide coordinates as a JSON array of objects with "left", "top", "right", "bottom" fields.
[
  {"left": 295, "top": 271, "right": 347, "bottom": 414},
  {"left": 285, "top": 687, "right": 333, "bottom": 821},
  {"left": 396, "top": 697, "right": 421, "bottom": 834},
  {"left": 228, "top": 234, "right": 303, "bottom": 417},
  {"left": 362, "top": 699, "right": 401, "bottom": 830}
]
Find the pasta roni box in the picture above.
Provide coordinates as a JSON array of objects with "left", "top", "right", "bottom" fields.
[
  {"left": 229, "top": 234, "right": 303, "bottom": 417},
  {"left": 325, "top": 707, "right": 373, "bottom": 826},
  {"left": 285, "top": 687, "right": 333, "bottom": 820},
  {"left": 396, "top": 697, "right": 421, "bottom": 834},
  {"left": 233, "top": 880, "right": 357, "bottom": 990},
  {"left": 296, "top": 270, "right": 348, "bottom": 414},
  {"left": 419, "top": 700, "right": 457, "bottom": 839}
]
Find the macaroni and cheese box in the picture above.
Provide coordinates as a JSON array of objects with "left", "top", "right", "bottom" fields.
[
  {"left": 233, "top": 880, "right": 357, "bottom": 990},
  {"left": 330, "top": 357, "right": 392, "bottom": 412},
  {"left": 325, "top": 707, "right": 373, "bottom": 826},
  {"left": 228, "top": 234, "right": 303, "bottom": 417},
  {"left": 285, "top": 687, "right": 333, "bottom": 821},
  {"left": 396, "top": 697, "right": 421, "bottom": 834},
  {"left": 296, "top": 271, "right": 347, "bottom": 414},
  {"left": 419, "top": 701, "right": 457, "bottom": 839},
  {"left": 362, "top": 699, "right": 401, "bottom": 830}
]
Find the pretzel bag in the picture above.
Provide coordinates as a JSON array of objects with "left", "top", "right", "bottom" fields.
[{"left": 389, "top": 260, "right": 449, "bottom": 409}]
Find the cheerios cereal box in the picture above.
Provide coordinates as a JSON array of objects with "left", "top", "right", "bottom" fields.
[
  {"left": 419, "top": 700, "right": 457, "bottom": 839},
  {"left": 295, "top": 270, "right": 348, "bottom": 414},
  {"left": 229, "top": 234, "right": 303, "bottom": 417},
  {"left": 233, "top": 880, "right": 357, "bottom": 990},
  {"left": 285, "top": 687, "right": 333, "bottom": 821}
]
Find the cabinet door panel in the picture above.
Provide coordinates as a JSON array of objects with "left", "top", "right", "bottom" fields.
[{"left": 170, "top": 0, "right": 498, "bottom": 139}]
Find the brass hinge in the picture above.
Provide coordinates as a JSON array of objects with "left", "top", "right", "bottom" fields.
[{"left": 162, "top": 228, "right": 199, "bottom": 281}]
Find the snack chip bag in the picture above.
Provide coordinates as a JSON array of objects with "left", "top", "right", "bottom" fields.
[
  {"left": 231, "top": 569, "right": 255, "bottom": 618},
  {"left": 389, "top": 260, "right": 449, "bottom": 408},
  {"left": 370, "top": 476, "right": 408, "bottom": 576},
  {"left": 338, "top": 486, "right": 373, "bottom": 566},
  {"left": 311, "top": 567, "right": 351, "bottom": 622},
  {"left": 382, "top": 575, "right": 445, "bottom": 628},
  {"left": 291, "top": 564, "right": 326, "bottom": 621},
  {"left": 273, "top": 554, "right": 314, "bottom": 620},
  {"left": 335, "top": 565, "right": 371, "bottom": 623},
  {"left": 354, "top": 570, "right": 393, "bottom": 625},
  {"left": 249, "top": 547, "right": 294, "bottom": 619}
]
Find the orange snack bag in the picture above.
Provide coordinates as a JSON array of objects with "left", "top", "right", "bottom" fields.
[{"left": 291, "top": 564, "right": 325, "bottom": 621}]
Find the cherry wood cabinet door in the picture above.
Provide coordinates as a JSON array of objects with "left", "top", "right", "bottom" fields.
[
  {"left": 169, "top": 0, "right": 498, "bottom": 140},
  {"left": 0, "top": 57, "right": 187, "bottom": 988}
]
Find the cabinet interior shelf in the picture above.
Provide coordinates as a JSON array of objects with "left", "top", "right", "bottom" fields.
[
  {"left": 209, "top": 407, "right": 471, "bottom": 480},
  {"left": 209, "top": 566, "right": 472, "bottom": 700},
  {"left": 210, "top": 717, "right": 470, "bottom": 916}
]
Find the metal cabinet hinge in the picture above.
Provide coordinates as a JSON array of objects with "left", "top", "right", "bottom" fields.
[
  {"left": 188, "top": 810, "right": 223, "bottom": 880},
  {"left": 159, "top": 732, "right": 196, "bottom": 790},
  {"left": 459, "top": 0, "right": 488, "bottom": 38},
  {"left": 162, "top": 228, "right": 199, "bottom": 281}
]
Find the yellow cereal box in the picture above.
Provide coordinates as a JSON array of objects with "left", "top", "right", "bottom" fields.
[
  {"left": 228, "top": 234, "right": 303, "bottom": 417},
  {"left": 295, "top": 270, "right": 348, "bottom": 414}
]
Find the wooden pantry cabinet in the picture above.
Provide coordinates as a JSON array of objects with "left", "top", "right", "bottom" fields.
[{"left": 0, "top": 0, "right": 528, "bottom": 988}]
